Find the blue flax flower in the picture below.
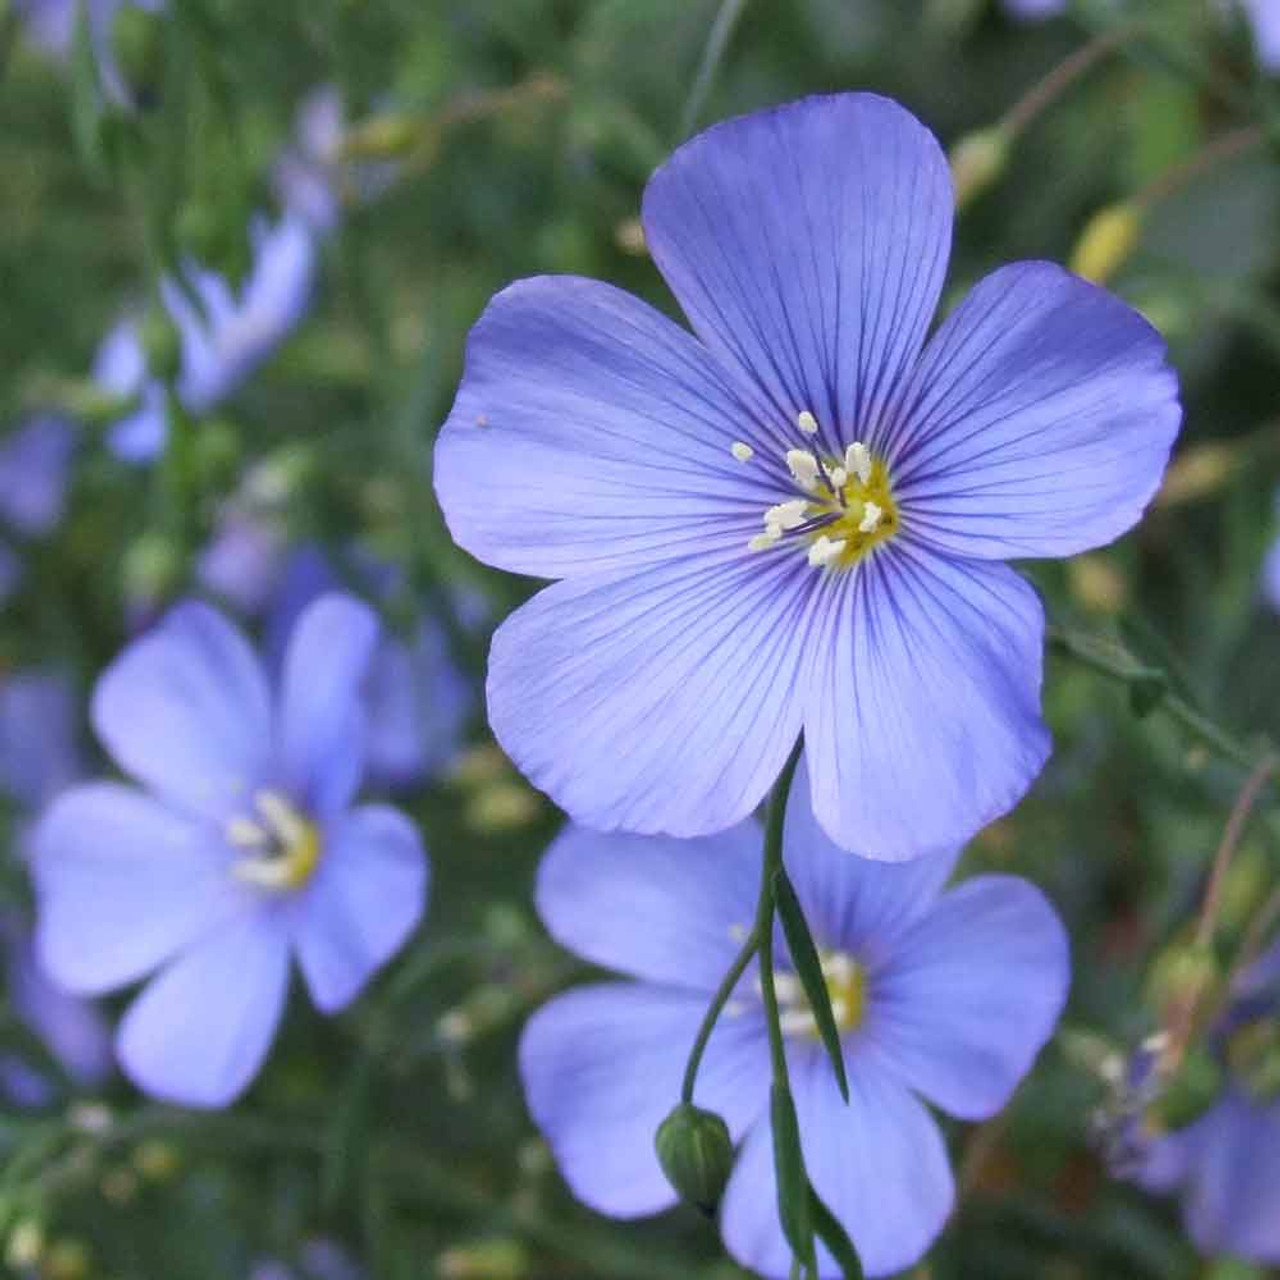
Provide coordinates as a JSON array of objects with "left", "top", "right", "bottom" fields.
[
  {"left": 94, "top": 214, "right": 316, "bottom": 464},
  {"left": 0, "top": 415, "right": 76, "bottom": 606},
  {"left": 520, "top": 758, "right": 1069, "bottom": 1277},
  {"left": 1128, "top": 945, "right": 1280, "bottom": 1261},
  {"left": 436, "top": 93, "right": 1180, "bottom": 859},
  {"left": 31, "top": 593, "right": 428, "bottom": 1107}
]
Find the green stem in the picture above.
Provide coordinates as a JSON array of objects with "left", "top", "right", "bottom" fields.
[
  {"left": 757, "top": 740, "right": 804, "bottom": 1083},
  {"left": 678, "top": 0, "right": 749, "bottom": 141},
  {"left": 681, "top": 925, "right": 759, "bottom": 1103}
]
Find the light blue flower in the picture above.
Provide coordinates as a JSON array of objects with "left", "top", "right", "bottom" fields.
[
  {"left": 0, "top": 415, "right": 76, "bottom": 606},
  {"left": 31, "top": 594, "right": 429, "bottom": 1107},
  {"left": 94, "top": 214, "right": 317, "bottom": 464},
  {"left": 436, "top": 93, "right": 1181, "bottom": 859},
  {"left": 520, "top": 757, "right": 1070, "bottom": 1277}
]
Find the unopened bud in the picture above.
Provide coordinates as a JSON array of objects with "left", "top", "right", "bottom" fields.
[
  {"left": 1069, "top": 201, "right": 1143, "bottom": 284},
  {"left": 436, "top": 1239, "right": 528, "bottom": 1279},
  {"left": 122, "top": 532, "right": 184, "bottom": 611},
  {"left": 140, "top": 303, "right": 182, "bottom": 384},
  {"left": 133, "top": 1139, "right": 181, "bottom": 1182},
  {"left": 340, "top": 114, "right": 425, "bottom": 161},
  {"left": 44, "top": 1238, "right": 91, "bottom": 1280},
  {"left": 1149, "top": 940, "right": 1219, "bottom": 1023},
  {"left": 950, "top": 126, "right": 1009, "bottom": 210},
  {"left": 1149, "top": 1045, "right": 1223, "bottom": 1131},
  {"left": 111, "top": 3, "right": 165, "bottom": 110},
  {"left": 654, "top": 1103, "right": 734, "bottom": 1213},
  {"left": 5, "top": 1220, "right": 43, "bottom": 1271}
]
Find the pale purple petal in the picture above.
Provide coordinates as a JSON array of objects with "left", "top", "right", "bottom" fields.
[
  {"left": 781, "top": 755, "right": 960, "bottom": 962},
  {"left": 535, "top": 820, "right": 760, "bottom": 991},
  {"left": 277, "top": 593, "right": 379, "bottom": 818},
  {"left": 1263, "top": 535, "right": 1280, "bottom": 613},
  {"left": 864, "top": 876, "right": 1070, "bottom": 1119},
  {"left": 0, "top": 670, "right": 83, "bottom": 810},
  {"left": 435, "top": 276, "right": 779, "bottom": 579},
  {"left": 885, "top": 263, "right": 1181, "bottom": 559},
  {"left": 0, "top": 416, "right": 77, "bottom": 537},
  {"left": 804, "top": 545, "right": 1050, "bottom": 858},
  {"left": 1002, "top": 0, "right": 1067, "bottom": 18},
  {"left": 107, "top": 387, "right": 168, "bottom": 464},
  {"left": 488, "top": 549, "right": 823, "bottom": 838},
  {"left": 93, "top": 316, "right": 147, "bottom": 397},
  {"left": 0, "top": 540, "right": 20, "bottom": 604},
  {"left": 1243, "top": 0, "right": 1280, "bottom": 71},
  {"left": 519, "top": 982, "right": 769, "bottom": 1218},
  {"left": 196, "top": 510, "right": 289, "bottom": 613},
  {"left": 642, "top": 93, "right": 952, "bottom": 448},
  {"left": 117, "top": 910, "right": 289, "bottom": 1107},
  {"left": 289, "top": 804, "right": 427, "bottom": 1013},
  {"left": 92, "top": 600, "right": 273, "bottom": 821},
  {"left": 721, "top": 1045, "right": 954, "bottom": 1278},
  {"left": 32, "top": 782, "right": 247, "bottom": 994}
]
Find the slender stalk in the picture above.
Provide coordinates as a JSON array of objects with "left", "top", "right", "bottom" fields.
[
  {"left": 1135, "top": 125, "right": 1265, "bottom": 211},
  {"left": 681, "top": 924, "right": 760, "bottom": 1103},
  {"left": 678, "top": 0, "right": 749, "bottom": 141}
]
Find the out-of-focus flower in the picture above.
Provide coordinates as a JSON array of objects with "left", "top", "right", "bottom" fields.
[
  {"left": 520, "top": 756, "right": 1069, "bottom": 1277},
  {"left": 0, "top": 670, "right": 84, "bottom": 813},
  {"left": 1237, "top": 0, "right": 1280, "bottom": 71},
  {"left": 0, "top": 415, "right": 77, "bottom": 606},
  {"left": 1001, "top": 0, "right": 1068, "bottom": 19},
  {"left": 32, "top": 594, "right": 429, "bottom": 1107},
  {"left": 94, "top": 214, "right": 317, "bottom": 463},
  {"left": 274, "top": 87, "right": 346, "bottom": 235},
  {"left": 1125, "top": 944, "right": 1280, "bottom": 1261},
  {"left": 262, "top": 546, "right": 475, "bottom": 791},
  {"left": 435, "top": 92, "right": 1181, "bottom": 860},
  {"left": 250, "top": 1238, "right": 364, "bottom": 1280}
]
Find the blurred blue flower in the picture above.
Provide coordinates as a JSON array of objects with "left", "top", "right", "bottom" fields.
[
  {"left": 94, "top": 213, "right": 317, "bottom": 463},
  {"left": 1001, "top": 0, "right": 1067, "bottom": 18},
  {"left": 0, "top": 672, "right": 112, "bottom": 1105},
  {"left": 274, "top": 86, "right": 346, "bottom": 235},
  {"left": 436, "top": 92, "right": 1181, "bottom": 859},
  {"left": 0, "top": 415, "right": 77, "bottom": 606},
  {"left": 1241, "top": 0, "right": 1280, "bottom": 73},
  {"left": 1128, "top": 945, "right": 1280, "bottom": 1261},
  {"left": 31, "top": 593, "right": 429, "bottom": 1107},
  {"left": 520, "top": 756, "right": 1069, "bottom": 1278}
]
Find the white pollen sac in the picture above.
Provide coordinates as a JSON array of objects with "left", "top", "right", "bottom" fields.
[
  {"left": 785, "top": 449, "right": 820, "bottom": 491},
  {"left": 796, "top": 410, "right": 819, "bottom": 435},
  {"left": 765, "top": 499, "right": 809, "bottom": 531},
  {"left": 731, "top": 441, "right": 755, "bottom": 462},
  {"left": 748, "top": 530, "right": 781, "bottom": 552},
  {"left": 226, "top": 816, "right": 269, "bottom": 850},
  {"left": 845, "top": 441, "right": 873, "bottom": 486},
  {"left": 807, "top": 534, "right": 847, "bottom": 568},
  {"left": 858, "top": 502, "right": 883, "bottom": 534},
  {"left": 829, "top": 466, "right": 848, "bottom": 488}
]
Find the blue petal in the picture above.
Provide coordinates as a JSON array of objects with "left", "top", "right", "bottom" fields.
[
  {"left": 887, "top": 262, "right": 1181, "bottom": 560},
  {"left": 288, "top": 804, "right": 427, "bottom": 1013},
  {"left": 277, "top": 592, "right": 379, "bottom": 818},
  {"left": 489, "top": 549, "right": 823, "bottom": 838},
  {"left": 32, "top": 783, "right": 249, "bottom": 995},
  {"left": 117, "top": 911, "right": 290, "bottom": 1108},
  {"left": 720, "top": 1044, "right": 954, "bottom": 1278},
  {"left": 435, "top": 276, "right": 777, "bottom": 579},
  {"left": 0, "top": 670, "right": 84, "bottom": 811},
  {"left": 0, "top": 415, "right": 77, "bottom": 537},
  {"left": 1243, "top": 0, "right": 1280, "bottom": 72},
  {"left": 803, "top": 544, "right": 1050, "bottom": 858},
  {"left": 642, "top": 94, "right": 952, "bottom": 449},
  {"left": 93, "top": 319, "right": 168, "bottom": 465},
  {"left": 92, "top": 601, "right": 273, "bottom": 821},
  {"left": 519, "top": 982, "right": 769, "bottom": 1218},
  {"left": 535, "top": 820, "right": 760, "bottom": 991},
  {"left": 781, "top": 755, "right": 960, "bottom": 964},
  {"left": 864, "top": 876, "right": 1070, "bottom": 1119}
]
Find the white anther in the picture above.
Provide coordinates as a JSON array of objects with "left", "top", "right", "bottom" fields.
[
  {"left": 829, "top": 467, "right": 848, "bottom": 488},
  {"left": 764, "top": 499, "right": 809, "bottom": 532},
  {"left": 254, "top": 790, "right": 308, "bottom": 847},
  {"left": 226, "top": 817, "right": 269, "bottom": 850},
  {"left": 796, "top": 410, "right": 819, "bottom": 435},
  {"left": 786, "top": 449, "right": 820, "bottom": 491},
  {"left": 748, "top": 530, "right": 781, "bottom": 552},
  {"left": 807, "top": 535, "right": 847, "bottom": 568},
  {"left": 845, "top": 442, "right": 872, "bottom": 486},
  {"left": 730, "top": 441, "right": 755, "bottom": 462},
  {"left": 858, "top": 502, "right": 883, "bottom": 534}
]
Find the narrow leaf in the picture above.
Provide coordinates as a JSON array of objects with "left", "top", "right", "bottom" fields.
[
  {"left": 69, "top": 0, "right": 105, "bottom": 176},
  {"left": 809, "top": 1182, "right": 865, "bottom": 1279},
  {"left": 774, "top": 867, "right": 850, "bottom": 1102},
  {"left": 770, "top": 1081, "right": 816, "bottom": 1272}
]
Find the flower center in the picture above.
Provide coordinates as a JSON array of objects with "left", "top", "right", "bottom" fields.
[
  {"left": 774, "top": 950, "right": 866, "bottom": 1040},
  {"left": 734, "top": 410, "right": 899, "bottom": 570},
  {"left": 226, "top": 790, "right": 322, "bottom": 892}
]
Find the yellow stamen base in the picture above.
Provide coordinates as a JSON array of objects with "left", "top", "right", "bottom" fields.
[{"left": 805, "top": 455, "right": 899, "bottom": 569}]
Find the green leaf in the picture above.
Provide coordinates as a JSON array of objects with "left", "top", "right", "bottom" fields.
[
  {"left": 810, "top": 1183, "right": 865, "bottom": 1279},
  {"left": 69, "top": 0, "right": 106, "bottom": 176},
  {"left": 770, "top": 1081, "right": 816, "bottom": 1273},
  {"left": 774, "top": 867, "right": 849, "bottom": 1102}
]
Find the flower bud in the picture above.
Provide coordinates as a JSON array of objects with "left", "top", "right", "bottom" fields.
[
  {"left": 949, "top": 126, "right": 1009, "bottom": 210},
  {"left": 654, "top": 1103, "right": 734, "bottom": 1213},
  {"left": 1069, "top": 202, "right": 1143, "bottom": 285},
  {"left": 140, "top": 303, "right": 182, "bottom": 384},
  {"left": 1148, "top": 940, "right": 1219, "bottom": 1025},
  {"left": 436, "top": 1239, "right": 528, "bottom": 1279},
  {"left": 4, "top": 1220, "right": 43, "bottom": 1271},
  {"left": 111, "top": 3, "right": 166, "bottom": 110},
  {"left": 1149, "top": 1045, "right": 1223, "bottom": 1131}
]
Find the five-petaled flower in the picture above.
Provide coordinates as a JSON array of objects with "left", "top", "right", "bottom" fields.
[
  {"left": 31, "top": 593, "right": 428, "bottom": 1107},
  {"left": 520, "top": 757, "right": 1070, "bottom": 1277},
  {"left": 436, "top": 92, "right": 1181, "bottom": 860}
]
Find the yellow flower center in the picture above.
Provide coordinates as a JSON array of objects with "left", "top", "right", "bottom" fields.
[
  {"left": 775, "top": 950, "right": 867, "bottom": 1040},
  {"left": 226, "top": 791, "right": 322, "bottom": 892},
  {"left": 802, "top": 452, "right": 899, "bottom": 570}
]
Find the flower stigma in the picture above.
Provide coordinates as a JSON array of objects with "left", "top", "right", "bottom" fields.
[
  {"left": 227, "top": 790, "right": 322, "bottom": 891},
  {"left": 774, "top": 950, "right": 867, "bottom": 1039},
  {"left": 745, "top": 409, "right": 899, "bottom": 569}
]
